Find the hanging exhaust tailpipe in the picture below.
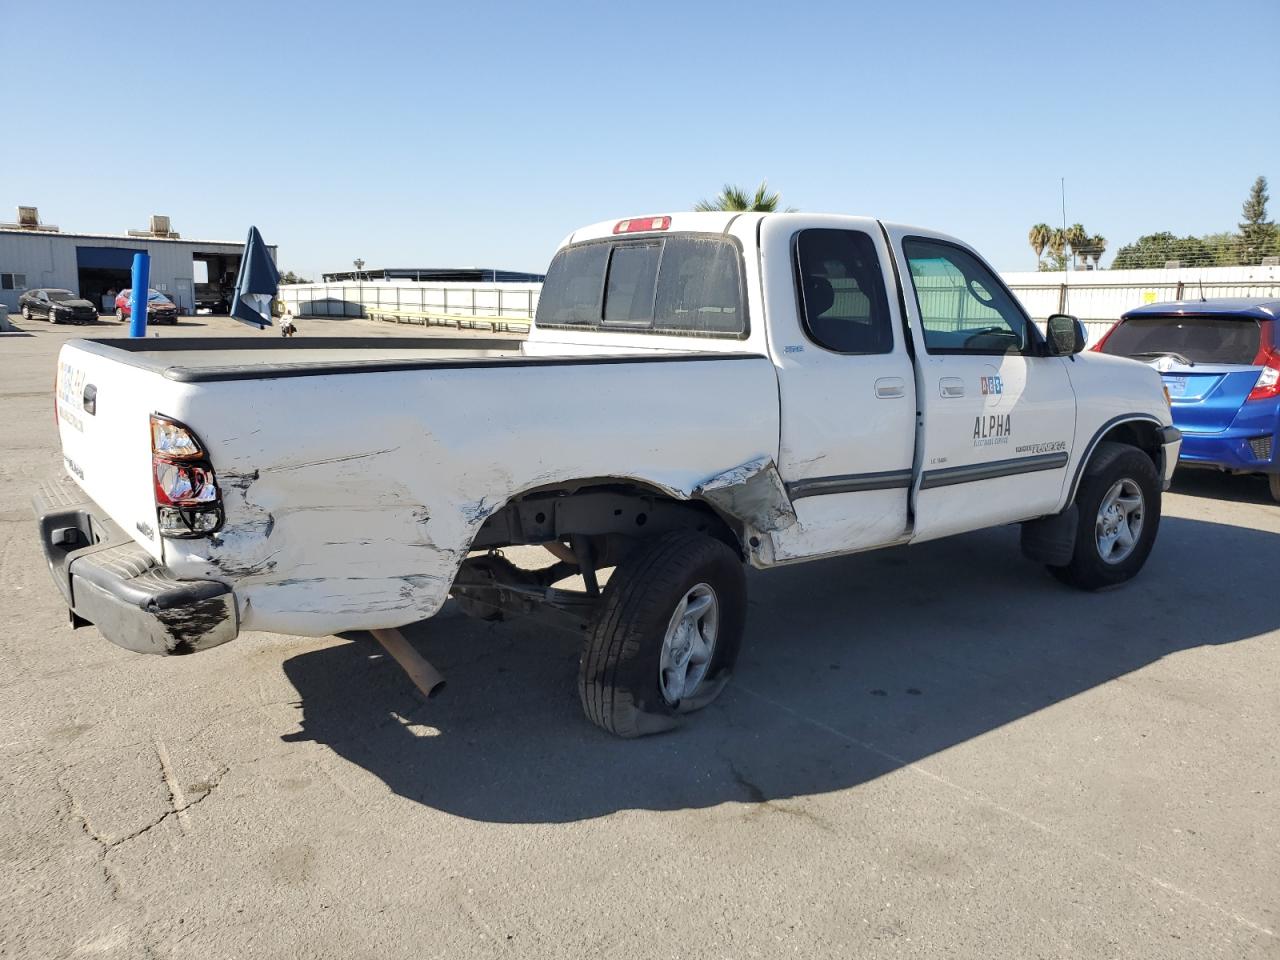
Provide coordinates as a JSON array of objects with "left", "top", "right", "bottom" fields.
[{"left": 370, "top": 628, "right": 445, "bottom": 698}]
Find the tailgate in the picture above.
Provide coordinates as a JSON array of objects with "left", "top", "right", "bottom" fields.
[{"left": 55, "top": 341, "right": 172, "bottom": 560}]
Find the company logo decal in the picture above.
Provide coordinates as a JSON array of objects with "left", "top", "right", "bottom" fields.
[
  {"left": 980, "top": 375, "right": 1003, "bottom": 395},
  {"left": 973, "top": 414, "right": 1012, "bottom": 446},
  {"left": 1015, "top": 440, "right": 1067, "bottom": 455}
]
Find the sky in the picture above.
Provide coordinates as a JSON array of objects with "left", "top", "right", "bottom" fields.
[{"left": 5, "top": 0, "right": 1278, "bottom": 277}]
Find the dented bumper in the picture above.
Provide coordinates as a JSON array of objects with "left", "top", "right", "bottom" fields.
[{"left": 33, "top": 480, "right": 238, "bottom": 655}]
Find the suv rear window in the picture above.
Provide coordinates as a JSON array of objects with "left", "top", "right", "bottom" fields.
[
  {"left": 1101, "top": 315, "right": 1262, "bottom": 365},
  {"left": 536, "top": 234, "right": 746, "bottom": 337}
]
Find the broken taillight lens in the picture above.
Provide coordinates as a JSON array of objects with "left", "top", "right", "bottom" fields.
[{"left": 151, "top": 414, "right": 223, "bottom": 537}]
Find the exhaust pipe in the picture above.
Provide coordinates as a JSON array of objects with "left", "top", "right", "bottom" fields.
[{"left": 370, "top": 628, "right": 445, "bottom": 698}]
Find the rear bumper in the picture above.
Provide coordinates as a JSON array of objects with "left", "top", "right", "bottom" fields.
[
  {"left": 33, "top": 479, "right": 238, "bottom": 655},
  {"left": 1177, "top": 430, "right": 1278, "bottom": 473}
]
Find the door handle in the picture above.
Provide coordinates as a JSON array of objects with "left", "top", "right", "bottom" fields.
[
  {"left": 939, "top": 377, "right": 965, "bottom": 398},
  {"left": 874, "top": 377, "right": 905, "bottom": 399}
]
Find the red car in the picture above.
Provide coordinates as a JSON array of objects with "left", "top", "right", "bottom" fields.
[{"left": 114, "top": 288, "right": 180, "bottom": 325}]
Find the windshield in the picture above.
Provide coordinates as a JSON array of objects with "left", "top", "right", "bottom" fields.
[
  {"left": 47, "top": 291, "right": 76, "bottom": 302},
  {"left": 1101, "top": 315, "right": 1262, "bottom": 365}
]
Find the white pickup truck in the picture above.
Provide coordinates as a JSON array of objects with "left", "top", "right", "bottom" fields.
[{"left": 38, "top": 212, "right": 1180, "bottom": 736}]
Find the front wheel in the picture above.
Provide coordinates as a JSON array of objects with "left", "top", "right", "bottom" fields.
[
  {"left": 21, "top": 305, "right": 31, "bottom": 320},
  {"left": 1050, "top": 442, "right": 1161, "bottom": 590},
  {"left": 115, "top": 308, "right": 125, "bottom": 323},
  {"left": 1268, "top": 473, "right": 1280, "bottom": 503},
  {"left": 578, "top": 531, "right": 745, "bottom": 737}
]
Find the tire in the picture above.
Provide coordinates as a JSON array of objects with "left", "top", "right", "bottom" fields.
[
  {"left": 578, "top": 531, "right": 745, "bottom": 738},
  {"left": 1269, "top": 473, "right": 1280, "bottom": 504},
  {"left": 115, "top": 308, "right": 125, "bottom": 323},
  {"left": 21, "top": 305, "right": 31, "bottom": 320},
  {"left": 1050, "top": 442, "right": 1161, "bottom": 590}
]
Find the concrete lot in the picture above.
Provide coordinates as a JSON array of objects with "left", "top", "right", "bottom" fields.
[{"left": 1, "top": 313, "right": 1277, "bottom": 959}]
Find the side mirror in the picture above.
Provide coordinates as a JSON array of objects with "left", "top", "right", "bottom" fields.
[{"left": 1046, "top": 313, "right": 1087, "bottom": 356}]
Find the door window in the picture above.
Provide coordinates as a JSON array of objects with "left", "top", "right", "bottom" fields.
[
  {"left": 794, "top": 229, "right": 893, "bottom": 354},
  {"left": 903, "top": 238, "right": 1031, "bottom": 355}
]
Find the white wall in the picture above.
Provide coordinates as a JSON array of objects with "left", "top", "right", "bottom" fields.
[{"left": 1003, "top": 264, "right": 1280, "bottom": 344}]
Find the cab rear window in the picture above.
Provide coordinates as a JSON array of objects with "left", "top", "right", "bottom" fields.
[
  {"left": 1101, "top": 315, "right": 1262, "bottom": 365},
  {"left": 536, "top": 234, "right": 746, "bottom": 337}
]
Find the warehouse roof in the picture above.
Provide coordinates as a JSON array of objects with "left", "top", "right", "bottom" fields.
[{"left": 0, "top": 227, "right": 269, "bottom": 249}]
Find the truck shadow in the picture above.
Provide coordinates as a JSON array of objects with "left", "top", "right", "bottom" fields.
[{"left": 280, "top": 514, "right": 1279, "bottom": 823}]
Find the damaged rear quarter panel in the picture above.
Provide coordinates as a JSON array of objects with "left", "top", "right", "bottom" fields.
[{"left": 160, "top": 357, "right": 781, "bottom": 636}]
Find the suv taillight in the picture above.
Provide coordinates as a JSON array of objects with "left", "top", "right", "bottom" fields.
[
  {"left": 1247, "top": 326, "right": 1280, "bottom": 402},
  {"left": 150, "top": 414, "right": 223, "bottom": 536},
  {"left": 1090, "top": 320, "right": 1120, "bottom": 352}
]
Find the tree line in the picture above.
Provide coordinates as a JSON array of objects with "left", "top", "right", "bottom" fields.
[{"left": 1032, "top": 176, "right": 1279, "bottom": 271}]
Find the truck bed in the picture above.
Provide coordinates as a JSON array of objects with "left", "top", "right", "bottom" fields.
[{"left": 69, "top": 336, "right": 529, "bottom": 382}]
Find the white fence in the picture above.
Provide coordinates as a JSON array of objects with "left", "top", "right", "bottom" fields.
[
  {"left": 280, "top": 265, "right": 1280, "bottom": 347},
  {"left": 278, "top": 280, "right": 541, "bottom": 322},
  {"left": 1004, "top": 264, "right": 1280, "bottom": 344}
]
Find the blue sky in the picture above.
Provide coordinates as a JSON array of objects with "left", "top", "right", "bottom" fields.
[{"left": 7, "top": 0, "right": 1277, "bottom": 276}]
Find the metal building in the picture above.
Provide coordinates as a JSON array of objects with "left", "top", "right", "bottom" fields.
[{"left": 0, "top": 207, "right": 274, "bottom": 315}]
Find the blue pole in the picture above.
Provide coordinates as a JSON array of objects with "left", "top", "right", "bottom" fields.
[{"left": 129, "top": 253, "right": 150, "bottom": 338}]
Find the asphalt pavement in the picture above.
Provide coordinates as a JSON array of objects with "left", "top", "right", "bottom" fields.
[{"left": 1, "top": 312, "right": 1276, "bottom": 959}]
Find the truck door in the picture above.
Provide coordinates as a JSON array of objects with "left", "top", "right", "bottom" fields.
[
  {"left": 885, "top": 229, "right": 1076, "bottom": 542},
  {"left": 761, "top": 218, "right": 917, "bottom": 563}
]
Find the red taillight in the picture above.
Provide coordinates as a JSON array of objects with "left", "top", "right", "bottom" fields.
[
  {"left": 1247, "top": 350, "right": 1280, "bottom": 401},
  {"left": 613, "top": 216, "right": 671, "bottom": 234},
  {"left": 150, "top": 414, "right": 222, "bottom": 536},
  {"left": 1246, "top": 326, "right": 1280, "bottom": 402},
  {"left": 1091, "top": 320, "right": 1120, "bottom": 352}
]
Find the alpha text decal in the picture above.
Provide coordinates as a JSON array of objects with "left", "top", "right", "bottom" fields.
[{"left": 973, "top": 414, "right": 1012, "bottom": 446}]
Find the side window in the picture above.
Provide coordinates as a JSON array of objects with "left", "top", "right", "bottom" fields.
[
  {"left": 903, "top": 238, "right": 1029, "bottom": 355},
  {"left": 0, "top": 275, "right": 12, "bottom": 291},
  {"left": 794, "top": 229, "right": 893, "bottom": 354}
]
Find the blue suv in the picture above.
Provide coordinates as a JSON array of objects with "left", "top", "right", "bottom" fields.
[{"left": 1096, "top": 298, "right": 1280, "bottom": 501}]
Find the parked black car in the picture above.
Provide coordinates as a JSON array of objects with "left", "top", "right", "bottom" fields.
[{"left": 18, "top": 289, "right": 99, "bottom": 324}]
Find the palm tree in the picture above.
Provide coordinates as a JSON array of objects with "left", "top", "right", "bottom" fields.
[
  {"left": 1028, "top": 224, "right": 1052, "bottom": 268},
  {"left": 695, "top": 181, "right": 788, "bottom": 212},
  {"left": 1066, "top": 223, "right": 1088, "bottom": 269},
  {"left": 1048, "top": 228, "right": 1067, "bottom": 269},
  {"left": 1090, "top": 234, "right": 1106, "bottom": 269}
]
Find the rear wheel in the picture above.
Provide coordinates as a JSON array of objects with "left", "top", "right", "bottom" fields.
[
  {"left": 1050, "top": 442, "right": 1160, "bottom": 590},
  {"left": 578, "top": 531, "right": 745, "bottom": 738}
]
